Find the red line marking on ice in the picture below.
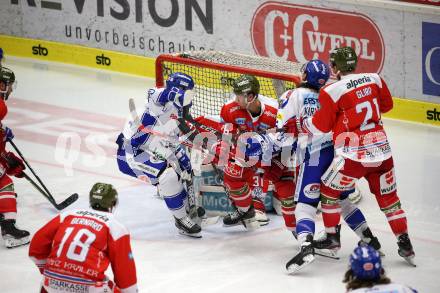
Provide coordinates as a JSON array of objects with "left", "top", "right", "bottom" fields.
[
  {"left": 5, "top": 98, "right": 127, "bottom": 157},
  {"left": 374, "top": 226, "right": 440, "bottom": 245},
  {"left": 27, "top": 158, "right": 140, "bottom": 185}
]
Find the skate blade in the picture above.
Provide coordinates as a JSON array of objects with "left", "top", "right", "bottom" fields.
[
  {"left": 286, "top": 254, "right": 316, "bottom": 275},
  {"left": 403, "top": 255, "right": 416, "bottom": 267},
  {"left": 4, "top": 236, "right": 30, "bottom": 248},
  {"left": 314, "top": 249, "right": 340, "bottom": 260},
  {"left": 257, "top": 218, "right": 270, "bottom": 226},
  {"left": 223, "top": 222, "right": 244, "bottom": 228},
  {"left": 201, "top": 216, "right": 220, "bottom": 227},
  {"left": 243, "top": 219, "right": 261, "bottom": 231},
  {"left": 178, "top": 230, "right": 202, "bottom": 238}
]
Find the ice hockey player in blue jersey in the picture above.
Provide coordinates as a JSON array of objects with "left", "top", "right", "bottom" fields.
[
  {"left": 116, "top": 72, "right": 202, "bottom": 238},
  {"left": 344, "top": 245, "right": 417, "bottom": 292}
]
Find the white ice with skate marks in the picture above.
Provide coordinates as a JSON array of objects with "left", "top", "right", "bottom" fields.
[{"left": 0, "top": 57, "right": 439, "bottom": 293}]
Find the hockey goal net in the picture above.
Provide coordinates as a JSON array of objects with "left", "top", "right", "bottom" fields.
[{"left": 155, "top": 51, "right": 303, "bottom": 118}]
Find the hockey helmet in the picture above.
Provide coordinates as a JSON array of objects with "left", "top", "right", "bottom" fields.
[
  {"left": 233, "top": 74, "right": 260, "bottom": 96},
  {"left": 89, "top": 183, "right": 118, "bottom": 211},
  {"left": 301, "top": 59, "right": 330, "bottom": 89},
  {"left": 166, "top": 72, "right": 194, "bottom": 91},
  {"left": 0, "top": 67, "right": 16, "bottom": 100},
  {"left": 330, "top": 46, "right": 358, "bottom": 73},
  {"left": 0, "top": 47, "right": 3, "bottom": 60},
  {"left": 0, "top": 67, "right": 15, "bottom": 85},
  {"left": 349, "top": 245, "right": 382, "bottom": 281}
]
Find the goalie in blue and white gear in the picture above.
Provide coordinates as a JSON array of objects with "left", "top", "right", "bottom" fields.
[
  {"left": 343, "top": 245, "right": 417, "bottom": 292},
  {"left": 116, "top": 72, "right": 202, "bottom": 238}
]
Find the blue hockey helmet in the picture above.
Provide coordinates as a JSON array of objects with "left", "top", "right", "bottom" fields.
[
  {"left": 166, "top": 72, "right": 194, "bottom": 91},
  {"left": 349, "top": 245, "right": 382, "bottom": 281},
  {"left": 0, "top": 47, "right": 3, "bottom": 60},
  {"left": 301, "top": 59, "right": 330, "bottom": 89}
]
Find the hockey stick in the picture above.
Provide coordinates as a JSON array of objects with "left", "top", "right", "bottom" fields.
[
  {"left": 209, "top": 162, "right": 260, "bottom": 230},
  {"left": 183, "top": 175, "right": 220, "bottom": 227},
  {"left": 128, "top": 99, "right": 215, "bottom": 156},
  {"left": 22, "top": 172, "right": 78, "bottom": 210},
  {"left": 7, "top": 140, "right": 78, "bottom": 210},
  {"left": 178, "top": 115, "right": 263, "bottom": 229}
]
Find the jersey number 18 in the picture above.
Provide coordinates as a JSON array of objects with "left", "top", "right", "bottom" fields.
[{"left": 57, "top": 228, "right": 96, "bottom": 262}]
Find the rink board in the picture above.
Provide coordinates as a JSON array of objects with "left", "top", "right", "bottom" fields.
[{"left": 1, "top": 34, "right": 439, "bottom": 127}]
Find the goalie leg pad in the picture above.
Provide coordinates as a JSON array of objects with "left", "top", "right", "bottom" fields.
[{"left": 158, "top": 168, "right": 187, "bottom": 219}]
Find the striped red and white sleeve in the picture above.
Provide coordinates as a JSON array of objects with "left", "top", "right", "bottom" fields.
[
  {"left": 28, "top": 215, "right": 61, "bottom": 272},
  {"left": 378, "top": 77, "right": 393, "bottom": 114},
  {"left": 108, "top": 221, "right": 138, "bottom": 293},
  {"left": 304, "top": 90, "right": 338, "bottom": 134}
]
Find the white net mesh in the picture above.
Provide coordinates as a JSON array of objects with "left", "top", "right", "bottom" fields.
[{"left": 157, "top": 51, "right": 303, "bottom": 117}]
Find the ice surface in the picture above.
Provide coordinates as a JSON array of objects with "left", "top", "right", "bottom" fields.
[{"left": 0, "top": 57, "right": 439, "bottom": 293}]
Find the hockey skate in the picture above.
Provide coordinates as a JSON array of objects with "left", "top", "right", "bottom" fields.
[
  {"left": 313, "top": 225, "right": 341, "bottom": 259},
  {"left": 358, "top": 228, "right": 384, "bottom": 256},
  {"left": 174, "top": 216, "right": 202, "bottom": 238},
  {"left": 291, "top": 230, "right": 298, "bottom": 240},
  {"left": 223, "top": 206, "right": 260, "bottom": 230},
  {"left": 254, "top": 209, "right": 270, "bottom": 226},
  {"left": 188, "top": 205, "right": 220, "bottom": 227},
  {"left": 286, "top": 234, "right": 315, "bottom": 275},
  {"left": 0, "top": 218, "right": 30, "bottom": 248},
  {"left": 397, "top": 233, "right": 416, "bottom": 267}
]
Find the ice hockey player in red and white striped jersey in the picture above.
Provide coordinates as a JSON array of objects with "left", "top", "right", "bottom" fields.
[
  {"left": 302, "top": 46, "right": 415, "bottom": 266},
  {"left": 0, "top": 66, "right": 30, "bottom": 249},
  {"left": 29, "top": 183, "right": 138, "bottom": 293}
]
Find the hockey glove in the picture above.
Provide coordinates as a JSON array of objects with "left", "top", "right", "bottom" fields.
[
  {"left": 282, "top": 117, "right": 304, "bottom": 137},
  {"left": 157, "top": 86, "right": 184, "bottom": 106},
  {"left": 175, "top": 146, "right": 192, "bottom": 180},
  {"left": 2, "top": 126, "right": 14, "bottom": 142},
  {"left": 3, "top": 152, "right": 25, "bottom": 178},
  {"left": 244, "top": 134, "right": 272, "bottom": 158},
  {"left": 262, "top": 158, "right": 285, "bottom": 183},
  {"left": 115, "top": 133, "right": 124, "bottom": 149},
  {"left": 174, "top": 89, "right": 194, "bottom": 110}
]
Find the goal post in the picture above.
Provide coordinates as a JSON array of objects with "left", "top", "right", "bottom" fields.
[
  {"left": 155, "top": 51, "right": 303, "bottom": 118},
  {"left": 155, "top": 51, "right": 303, "bottom": 215}
]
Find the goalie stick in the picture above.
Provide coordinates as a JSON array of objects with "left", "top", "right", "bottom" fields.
[
  {"left": 128, "top": 98, "right": 219, "bottom": 227},
  {"left": 7, "top": 140, "right": 78, "bottom": 211}
]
